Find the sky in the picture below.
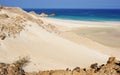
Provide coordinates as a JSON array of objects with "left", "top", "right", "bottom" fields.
[{"left": 0, "top": 0, "right": 120, "bottom": 9}]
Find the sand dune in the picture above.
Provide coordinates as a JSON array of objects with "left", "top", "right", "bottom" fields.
[
  {"left": 0, "top": 6, "right": 120, "bottom": 72},
  {"left": 0, "top": 21, "right": 109, "bottom": 71}
]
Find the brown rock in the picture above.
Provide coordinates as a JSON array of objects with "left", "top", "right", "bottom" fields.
[
  {"left": 107, "top": 57, "right": 116, "bottom": 64},
  {"left": 66, "top": 68, "right": 71, "bottom": 71},
  {"left": 0, "top": 33, "right": 6, "bottom": 40},
  {"left": 50, "top": 13, "right": 55, "bottom": 16},
  {"left": 90, "top": 63, "right": 98, "bottom": 70},
  {"left": 29, "top": 11, "right": 36, "bottom": 14},
  {"left": 73, "top": 67, "right": 80, "bottom": 72},
  {"left": 0, "top": 14, "right": 9, "bottom": 19},
  {"left": 29, "top": 11, "right": 40, "bottom": 17},
  {"left": 0, "top": 6, "right": 4, "bottom": 9},
  {"left": 0, "top": 63, "right": 6, "bottom": 68},
  {"left": 40, "top": 13, "right": 48, "bottom": 17}
]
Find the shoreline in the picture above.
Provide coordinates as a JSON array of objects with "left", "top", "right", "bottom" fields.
[
  {"left": 49, "top": 17, "right": 120, "bottom": 22},
  {"left": 40, "top": 17, "right": 120, "bottom": 28}
]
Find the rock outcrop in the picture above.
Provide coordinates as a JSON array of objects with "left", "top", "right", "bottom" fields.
[
  {"left": 0, "top": 14, "right": 9, "bottom": 19},
  {"left": 49, "top": 13, "right": 56, "bottom": 16},
  {"left": 40, "top": 13, "right": 48, "bottom": 17},
  {"left": 29, "top": 11, "right": 40, "bottom": 17},
  {"left": 0, "top": 57, "right": 120, "bottom": 75},
  {"left": 0, "top": 57, "right": 29, "bottom": 75},
  {"left": 0, "top": 6, "right": 4, "bottom": 9}
]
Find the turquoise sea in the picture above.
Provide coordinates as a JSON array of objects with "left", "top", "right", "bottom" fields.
[{"left": 24, "top": 9, "right": 120, "bottom": 21}]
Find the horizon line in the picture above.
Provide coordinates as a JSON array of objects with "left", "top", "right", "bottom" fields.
[
  {"left": 1, "top": 5, "right": 120, "bottom": 10},
  {"left": 22, "top": 8, "right": 120, "bottom": 10}
]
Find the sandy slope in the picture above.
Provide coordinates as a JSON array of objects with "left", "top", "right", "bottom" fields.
[
  {"left": 40, "top": 18, "right": 120, "bottom": 56},
  {"left": 0, "top": 7, "right": 119, "bottom": 72},
  {"left": 0, "top": 21, "right": 109, "bottom": 71}
]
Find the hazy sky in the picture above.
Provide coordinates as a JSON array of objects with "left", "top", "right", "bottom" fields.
[{"left": 0, "top": 0, "right": 120, "bottom": 9}]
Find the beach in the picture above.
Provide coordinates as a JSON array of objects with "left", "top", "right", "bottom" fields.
[
  {"left": 40, "top": 17, "right": 120, "bottom": 57},
  {"left": 0, "top": 6, "right": 120, "bottom": 73}
]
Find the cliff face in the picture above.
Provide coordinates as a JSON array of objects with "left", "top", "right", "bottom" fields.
[{"left": 0, "top": 57, "right": 120, "bottom": 75}]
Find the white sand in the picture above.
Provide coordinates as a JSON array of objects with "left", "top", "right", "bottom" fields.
[
  {"left": 40, "top": 17, "right": 120, "bottom": 28},
  {"left": 40, "top": 17, "right": 120, "bottom": 53},
  {"left": 0, "top": 8, "right": 120, "bottom": 72},
  {"left": 0, "top": 21, "right": 109, "bottom": 71},
  {"left": 39, "top": 17, "right": 120, "bottom": 66}
]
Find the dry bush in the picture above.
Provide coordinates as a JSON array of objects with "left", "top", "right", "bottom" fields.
[
  {"left": 0, "top": 16, "right": 26, "bottom": 40},
  {"left": 73, "top": 67, "right": 80, "bottom": 72},
  {"left": 14, "top": 56, "right": 30, "bottom": 68}
]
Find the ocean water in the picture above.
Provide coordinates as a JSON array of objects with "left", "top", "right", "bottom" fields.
[{"left": 24, "top": 9, "right": 120, "bottom": 21}]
